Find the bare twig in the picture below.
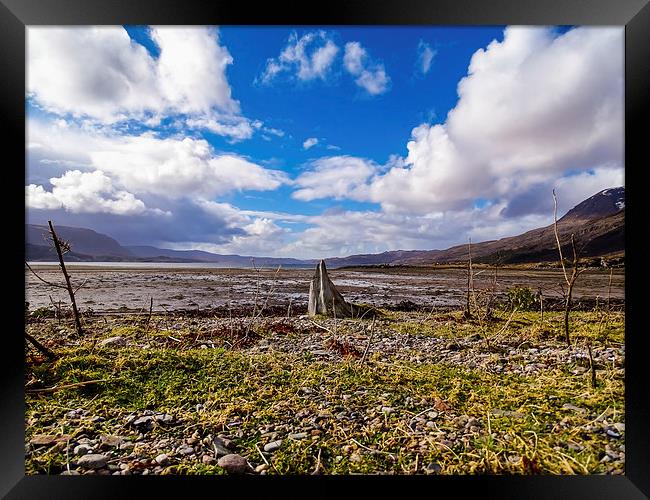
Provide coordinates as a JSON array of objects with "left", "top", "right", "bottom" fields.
[
  {"left": 25, "top": 262, "right": 67, "bottom": 289},
  {"left": 552, "top": 190, "right": 569, "bottom": 284},
  {"left": 587, "top": 341, "right": 597, "bottom": 388},
  {"left": 312, "top": 448, "right": 322, "bottom": 475},
  {"left": 25, "top": 331, "right": 57, "bottom": 360},
  {"left": 48, "top": 221, "right": 83, "bottom": 336},
  {"left": 146, "top": 297, "right": 153, "bottom": 331},
  {"left": 359, "top": 316, "right": 377, "bottom": 366},
  {"left": 27, "top": 379, "right": 107, "bottom": 393}
]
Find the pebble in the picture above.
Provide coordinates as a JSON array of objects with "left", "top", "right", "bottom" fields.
[
  {"left": 202, "top": 455, "right": 216, "bottom": 465},
  {"left": 217, "top": 454, "right": 252, "bottom": 474},
  {"left": 381, "top": 406, "right": 394, "bottom": 414},
  {"left": 73, "top": 444, "right": 93, "bottom": 456},
  {"left": 155, "top": 453, "right": 170, "bottom": 465},
  {"left": 100, "top": 435, "right": 123, "bottom": 448},
  {"left": 99, "top": 336, "right": 127, "bottom": 347},
  {"left": 77, "top": 454, "right": 108, "bottom": 469},
  {"left": 255, "top": 464, "right": 269, "bottom": 472},
  {"left": 132, "top": 416, "right": 154, "bottom": 430},
  {"left": 562, "top": 404, "right": 587, "bottom": 414},
  {"left": 177, "top": 445, "right": 195, "bottom": 455},
  {"left": 424, "top": 462, "right": 442, "bottom": 474},
  {"left": 289, "top": 432, "right": 308, "bottom": 440},
  {"left": 264, "top": 440, "right": 282, "bottom": 452}
]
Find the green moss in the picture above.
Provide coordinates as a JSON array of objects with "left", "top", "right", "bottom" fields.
[{"left": 25, "top": 310, "right": 624, "bottom": 475}]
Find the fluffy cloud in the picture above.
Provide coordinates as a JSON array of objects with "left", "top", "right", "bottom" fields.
[
  {"left": 259, "top": 31, "right": 339, "bottom": 84},
  {"left": 28, "top": 119, "right": 289, "bottom": 200},
  {"left": 26, "top": 26, "right": 275, "bottom": 142},
  {"left": 185, "top": 115, "right": 262, "bottom": 142},
  {"left": 417, "top": 41, "right": 436, "bottom": 74},
  {"left": 293, "top": 156, "right": 377, "bottom": 201},
  {"left": 302, "top": 137, "right": 319, "bottom": 150},
  {"left": 302, "top": 27, "right": 623, "bottom": 215},
  {"left": 343, "top": 42, "right": 390, "bottom": 95},
  {"left": 28, "top": 26, "right": 238, "bottom": 121},
  {"left": 26, "top": 170, "right": 148, "bottom": 215},
  {"left": 278, "top": 204, "right": 554, "bottom": 259},
  {"left": 173, "top": 200, "right": 291, "bottom": 256}
]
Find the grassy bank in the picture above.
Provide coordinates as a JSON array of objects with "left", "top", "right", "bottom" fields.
[{"left": 25, "top": 309, "right": 625, "bottom": 475}]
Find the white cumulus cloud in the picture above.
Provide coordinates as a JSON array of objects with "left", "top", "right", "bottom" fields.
[
  {"left": 417, "top": 41, "right": 436, "bottom": 74},
  {"left": 293, "top": 156, "right": 377, "bottom": 201},
  {"left": 26, "top": 170, "right": 148, "bottom": 215},
  {"left": 302, "top": 137, "right": 319, "bottom": 150},
  {"left": 365, "top": 26, "right": 623, "bottom": 214},
  {"left": 343, "top": 42, "right": 390, "bottom": 95},
  {"left": 259, "top": 31, "right": 339, "bottom": 84}
]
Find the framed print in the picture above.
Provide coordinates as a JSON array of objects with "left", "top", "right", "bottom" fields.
[{"left": 2, "top": 0, "right": 648, "bottom": 498}]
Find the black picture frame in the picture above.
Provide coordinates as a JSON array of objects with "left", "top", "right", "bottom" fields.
[{"left": 2, "top": 0, "right": 647, "bottom": 498}]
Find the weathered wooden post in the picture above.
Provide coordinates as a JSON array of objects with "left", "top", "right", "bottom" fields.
[{"left": 308, "top": 260, "right": 354, "bottom": 318}]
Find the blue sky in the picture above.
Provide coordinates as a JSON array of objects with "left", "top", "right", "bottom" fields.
[{"left": 26, "top": 26, "right": 624, "bottom": 258}]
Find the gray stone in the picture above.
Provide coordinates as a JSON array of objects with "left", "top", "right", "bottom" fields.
[
  {"left": 73, "top": 444, "right": 93, "bottom": 456},
  {"left": 177, "top": 445, "right": 195, "bottom": 455},
  {"left": 289, "top": 432, "right": 308, "bottom": 440},
  {"left": 217, "top": 454, "right": 252, "bottom": 474},
  {"left": 212, "top": 437, "right": 231, "bottom": 456},
  {"left": 100, "top": 435, "right": 123, "bottom": 448},
  {"left": 77, "top": 454, "right": 108, "bottom": 469},
  {"left": 155, "top": 453, "right": 170, "bottom": 465},
  {"left": 61, "top": 470, "right": 80, "bottom": 475},
  {"left": 264, "top": 440, "right": 282, "bottom": 452},
  {"left": 132, "top": 416, "right": 154, "bottom": 430},
  {"left": 424, "top": 462, "right": 442, "bottom": 474},
  {"left": 99, "top": 336, "right": 127, "bottom": 348}
]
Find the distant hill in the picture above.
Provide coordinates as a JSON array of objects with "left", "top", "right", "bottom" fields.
[
  {"left": 126, "top": 245, "right": 313, "bottom": 268},
  {"left": 325, "top": 187, "right": 625, "bottom": 267},
  {"left": 27, "top": 224, "right": 134, "bottom": 258},
  {"left": 26, "top": 187, "right": 624, "bottom": 267}
]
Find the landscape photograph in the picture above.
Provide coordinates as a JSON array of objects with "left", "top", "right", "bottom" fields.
[{"left": 24, "top": 25, "right": 625, "bottom": 476}]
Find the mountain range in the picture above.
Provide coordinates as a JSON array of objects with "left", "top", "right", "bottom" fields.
[{"left": 26, "top": 187, "right": 625, "bottom": 267}]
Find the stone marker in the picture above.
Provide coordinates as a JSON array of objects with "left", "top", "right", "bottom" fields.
[{"left": 308, "top": 260, "right": 354, "bottom": 318}]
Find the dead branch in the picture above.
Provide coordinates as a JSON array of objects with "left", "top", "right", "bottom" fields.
[
  {"left": 26, "top": 379, "right": 107, "bottom": 393},
  {"left": 48, "top": 221, "right": 83, "bottom": 336},
  {"left": 25, "top": 262, "right": 68, "bottom": 289},
  {"left": 25, "top": 331, "right": 57, "bottom": 360}
]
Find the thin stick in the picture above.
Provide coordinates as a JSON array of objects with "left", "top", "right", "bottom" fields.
[
  {"left": 552, "top": 190, "right": 569, "bottom": 284},
  {"left": 25, "top": 332, "right": 57, "bottom": 360},
  {"left": 350, "top": 438, "right": 396, "bottom": 460},
  {"left": 359, "top": 316, "right": 376, "bottom": 366},
  {"left": 25, "top": 262, "right": 67, "bottom": 289},
  {"left": 146, "top": 297, "right": 153, "bottom": 331},
  {"left": 48, "top": 221, "right": 83, "bottom": 336},
  {"left": 587, "top": 341, "right": 597, "bottom": 388},
  {"left": 309, "top": 320, "right": 336, "bottom": 335},
  {"left": 312, "top": 448, "right": 322, "bottom": 475},
  {"left": 27, "top": 379, "right": 107, "bottom": 393},
  {"left": 255, "top": 443, "right": 270, "bottom": 466}
]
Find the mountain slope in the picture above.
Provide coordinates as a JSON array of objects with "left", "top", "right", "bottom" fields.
[
  {"left": 27, "top": 224, "right": 134, "bottom": 258},
  {"left": 328, "top": 187, "right": 625, "bottom": 266}
]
